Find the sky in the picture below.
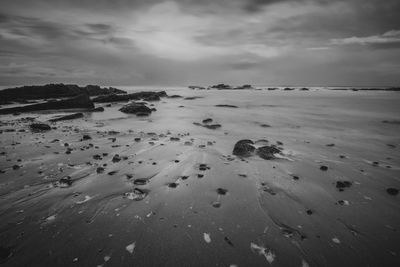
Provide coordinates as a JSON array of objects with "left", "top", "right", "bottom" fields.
[{"left": 0, "top": 0, "right": 399, "bottom": 86}]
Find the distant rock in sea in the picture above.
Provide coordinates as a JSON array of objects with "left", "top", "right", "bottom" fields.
[
  {"left": 92, "top": 91, "right": 167, "bottom": 103},
  {"left": 0, "top": 83, "right": 126, "bottom": 102},
  {"left": 208, "top": 84, "right": 255, "bottom": 90}
]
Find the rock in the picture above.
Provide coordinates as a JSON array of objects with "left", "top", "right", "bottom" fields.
[
  {"left": 168, "top": 95, "right": 182, "bottom": 98},
  {"left": 112, "top": 154, "right": 121, "bottom": 163},
  {"left": 124, "top": 188, "right": 148, "bottom": 201},
  {"left": 320, "top": 165, "right": 329, "bottom": 171},
  {"left": 81, "top": 134, "right": 91, "bottom": 141},
  {"left": 0, "top": 94, "right": 94, "bottom": 114},
  {"left": 217, "top": 188, "right": 228, "bottom": 195},
  {"left": 233, "top": 140, "right": 255, "bottom": 157},
  {"left": 210, "top": 84, "right": 232, "bottom": 90},
  {"left": 215, "top": 104, "right": 238, "bottom": 108},
  {"left": 30, "top": 123, "right": 51, "bottom": 132},
  {"left": 256, "top": 145, "right": 281, "bottom": 160},
  {"left": 336, "top": 181, "right": 352, "bottom": 191},
  {"left": 91, "top": 107, "right": 104, "bottom": 112},
  {"left": 203, "top": 124, "right": 221, "bottom": 130},
  {"left": 93, "top": 91, "right": 167, "bottom": 103},
  {"left": 386, "top": 188, "right": 398, "bottom": 196},
  {"left": 119, "top": 102, "right": 152, "bottom": 115},
  {"left": 56, "top": 176, "right": 72, "bottom": 188},
  {"left": 96, "top": 167, "right": 105, "bottom": 173},
  {"left": 49, "top": 112, "right": 84, "bottom": 122},
  {"left": 0, "top": 83, "right": 126, "bottom": 102},
  {"left": 202, "top": 118, "right": 213, "bottom": 124}
]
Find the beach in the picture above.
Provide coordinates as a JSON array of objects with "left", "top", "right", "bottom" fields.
[{"left": 0, "top": 88, "right": 399, "bottom": 266}]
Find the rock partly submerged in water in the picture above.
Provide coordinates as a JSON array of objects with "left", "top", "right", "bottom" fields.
[
  {"left": 92, "top": 91, "right": 167, "bottom": 103},
  {"left": 119, "top": 102, "right": 152, "bottom": 116},
  {"left": 0, "top": 94, "right": 94, "bottom": 114}
]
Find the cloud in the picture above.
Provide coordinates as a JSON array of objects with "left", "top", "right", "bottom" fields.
[
  {"left": 0, "top": 0, "right": 399, "bottom": 86},
  {"left": 331, "top": 30, "right": 400, "bottom": 46}
]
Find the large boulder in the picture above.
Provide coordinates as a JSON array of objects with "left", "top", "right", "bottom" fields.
[
  {"left": 233, "top": 140, "right": 255, "bottom": 157},
  {"left": 119, "top": 102, "right": 152, "bottom": 116},
  {"left": 0, "top": 94, "right": 94, "bottom": 114}
]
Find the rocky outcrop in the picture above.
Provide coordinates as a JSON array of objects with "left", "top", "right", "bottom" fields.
[
  {"left": 92, "top": 91, "right": 167, "bottom": 103},
  {"left": 49, "top": 113, "right": 84, "bottom": 122},
  {"left": 119, "top": 102, "right": 153, "bottom": 116},
  {"left": 0, "top": 94, "right": 94, "bottom": 114},
  {"left": 233, "top": 139, "right": 282, "bottom": 159},
  {"left": 0, "top": 83, "right": 126, "bottom": 101},
  {"left": 30, "top": 123, "right": 51, "bottom": 132}
]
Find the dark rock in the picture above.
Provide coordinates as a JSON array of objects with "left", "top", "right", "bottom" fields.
[
  {"left": 203, "top": 124, "right": 222, "bottom": 130},
  {"left": 260, "top": 124, "right": 271, "bottom": 127},
  {"left": 96, "top": 167, "right": 105, "bottom": 173},
  {"left": 0, "top": 83, "right": 126, "bottom": 102},
  {"left": 12, "top": 165, "right": 20, "bottom": 170},
  {"left": 215, "top": 104, "right": 238, "bottom": 108},
  {"left": 336, "top": 181, "right": 352, "bottom": 191},
  {"left": 184, "top": 96, "right": 203, "bottom": 100},
  {"left": 210, "top": 84, "right": 232, "bottom": 90},
  {"left": 168, "top": 95, "right": 182, "bottom": 98},
  {"left": 233, "top": 140, "right": 255, "bottom": 157},
  {"left": 217, "top": 188, "right": 228, "bottom": 195},
  {"left": 168, "top": 182, "right": 178, "bottom": 188},
  {"left": 49, "top": 112, "right": 84, "bottom": 122},
  {"left": 134, "top": 138, "right": 141, "bottom": 142},
  {"left": 284, "top": 87, "right": 294, "bottom": 91},
  {"left": 119, "top": 102, "right": 152, "bottom": 115},
  {"left": 133, "top": 178, "right": 148, "bottom": 185},
  {"left": 306, "top": 209, "right": 313, "bottom": 215},
  {"left": 320, "top": 165, "right": 328, "bottom": 171},
  {"left": 326, "top": 144, "right": 335, "bottom": 147},
  {"left": 170, "top": 137, "right": 180, "bottom": 141},
  {"left": 256, "top": 145, "right": 281, "bottom": 160},
  {"left": 57, "top": 176, "right": 72, "bottom": 188},
  {"left": 30, "top": 123, "right": 51, "bottom": 132},
  {"left": 81, "top": 134, "right": 91, "bottom": 141},
  {"left": 112, "top": 154, "right": 121, "bottom": 163},
  {"left": 93, "top": 91, "right": 167, "bottom": 103},
  {"left": 202, "top": 118, "right": 213, "bottom": 124},
  {"left": 386, "top": 188, "right": 398, "bottom": 196},
  {"left": 0, "top": 94, "right": 94, "bottom": 114},
  {"left": 91, "top": 107, "right": 104, "bottom": 112}
]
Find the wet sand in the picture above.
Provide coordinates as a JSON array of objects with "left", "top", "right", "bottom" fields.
[{"left": 0, "top": 89, "right": 399, "bottom": 266}]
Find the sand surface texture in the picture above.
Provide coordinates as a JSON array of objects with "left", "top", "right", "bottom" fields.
[{"left": 0, "top": 89, "right": 399, "bottom": 266}]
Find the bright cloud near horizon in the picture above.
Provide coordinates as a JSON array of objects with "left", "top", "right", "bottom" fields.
[{"left": 0, "top": 0, "right": 399, "bottom": 86}]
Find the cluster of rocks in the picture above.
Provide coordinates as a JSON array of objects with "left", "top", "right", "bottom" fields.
[
  {"left": 0, "top": 83, "right": 126, "bottom": 102},
  {"left": 92, "top": 91, "right": 167, "bottom": 103},
  {"left": 209, "top": 84, "right": 254, "bottom": 90},
  {"left": 193, "top": 118, "right": 222, "bottom": 130},
  {"left": 0, "top": 94, "right": 94, "bottom": 114},
  {"left": 232, "top": 139, "right": 282, "bottom": 160},
  {"left": 119, "top": 102, "right": 155, "bottom": 116}
]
